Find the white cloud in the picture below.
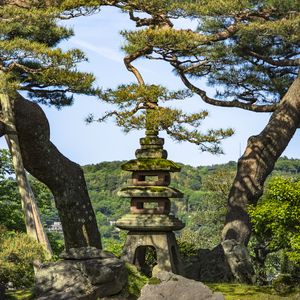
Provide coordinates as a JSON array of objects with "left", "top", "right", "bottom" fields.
[{"left": 71, "top": 39, "right": 123, "bottom": 63}]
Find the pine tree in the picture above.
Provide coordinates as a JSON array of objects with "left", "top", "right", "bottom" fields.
[
  {"left": 0, "top": 0, "right": 102, "bottom": 250},
  {"left": 72, "top": 0, "right": 299, "bottom": 282},
  {"left": 94, "top": 0, "right": 300, "bottom": 247}
]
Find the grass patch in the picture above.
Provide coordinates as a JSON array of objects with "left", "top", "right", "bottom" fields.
[
  {"left": 208, "top": 283, "right": 300, "bottom": 300},
  {"left": 5, "top": 289, "right": 33, "bottom": 300}
]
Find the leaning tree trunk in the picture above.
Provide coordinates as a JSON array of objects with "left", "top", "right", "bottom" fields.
[
  {"left": 0, "top": 71, "right": 52, "bottom": 257},
  {"left": 222, "top": 74, "right": 300, "bottom": 245},
  {"left": 193, "top": 74, "right": 300, "bottom": 284},
  {"left": 0, "top": 93, "right": 102, "bottom": 250}
]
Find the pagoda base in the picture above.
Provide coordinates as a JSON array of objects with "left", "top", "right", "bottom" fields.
[{"left": 121, "top": 231, "right": 184, "bottom": 276}]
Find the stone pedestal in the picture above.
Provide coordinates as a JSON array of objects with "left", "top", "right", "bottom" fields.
[
  {"left": 122, "top": 232, "right": 183, "bottom": 275},
  {"left": 116, "top": 128, "right": 185, "bottom": 275}
]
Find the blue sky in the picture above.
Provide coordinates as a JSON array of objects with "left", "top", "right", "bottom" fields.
[{"left": 4, "top": 7, "right": 300, "bottom": 167}]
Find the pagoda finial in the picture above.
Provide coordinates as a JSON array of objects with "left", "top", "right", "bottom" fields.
[{"left": 145, "top": 98, "right": 159, "bottom": 138}]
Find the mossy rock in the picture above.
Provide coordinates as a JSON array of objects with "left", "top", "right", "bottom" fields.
[
  {"left": 121, "top": 158, "right": 181, "bottom": 172},
  {"left": 148, "top": 277, "right": 161, "bottom": 285}
]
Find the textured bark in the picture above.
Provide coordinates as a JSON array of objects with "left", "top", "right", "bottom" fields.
[
  {"left": 5, "top": 94, "right": 102, "bottom": 250},
  {"left": 222, "top": 75, "right": 300, "bottom": 245}
]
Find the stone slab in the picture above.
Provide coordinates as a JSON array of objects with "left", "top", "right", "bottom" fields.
[
  {"left": 138, "top": 271, "right": 224, "bottom": 300},
  {"left": 117, "top": 186, "right": 183, "bottom": 198},
  {"left": 116, "top": 214, "right": 185, "bottom": 231}
]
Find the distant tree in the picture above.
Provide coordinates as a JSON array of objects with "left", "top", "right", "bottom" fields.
[
  {"left": 176, "top": 168, "right": 234, "bottom": 252},
  {"left": 0, "top": 149, "right": 23, "bottom": 231},
  {"left": 274, "top": 157, "right": 300, "bottom": 174}
]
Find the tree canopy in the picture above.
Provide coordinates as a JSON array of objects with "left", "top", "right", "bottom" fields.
[
  {"left": 73, "top": 0, "right": 299, "bottom": 155},
  {"left": 111, "top": 0, "right": 299, "bottom": 108},
  {"left": 0, "top": 0, "right": 99, "bottom": 106}
]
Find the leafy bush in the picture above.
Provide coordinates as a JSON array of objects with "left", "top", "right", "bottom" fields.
[
  {"left": 102, "top": 237, "right": 124, "bottom": 257},
  {"left": 47, "top": 231, "right": 64, "bottom": 259},
  {"left": 273, "top": 274, "right": 295, "bottom": 295},
  {"left": 0, "top": 226, "right": 45, "bottom": 290},
  {"left": 102, "top": 232, "right": 127, "bottom": 257},
  {"left": 177, "top": 238, "right": 200, "bottom": 257},
  {"left": 249, "top": 177, "right": 300, "bottom": 264}
]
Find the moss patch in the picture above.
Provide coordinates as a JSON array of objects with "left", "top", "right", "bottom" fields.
[
  {"left": 148, "top": 277, "right": 161, "bottom": 285},
  {"left": 5, "top": 289, "right": 33, "bottom": 300},
  {"left": 208, "top": 283, "right": 300, "bottom": 300},
  {"left": 121, "top": 158, "right": 181, "bottom": 172}
]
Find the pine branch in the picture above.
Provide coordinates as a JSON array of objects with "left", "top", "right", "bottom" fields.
[
  {"left": 173, "top": 61, "right": 278, "bottom": 113},
  {"left": 245, "top": 50, "right": 300, "bottom": 67}
]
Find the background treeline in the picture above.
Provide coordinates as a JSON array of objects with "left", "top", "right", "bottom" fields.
[{"left": 2, "top": 151, "right": 300, "bottom": 246}]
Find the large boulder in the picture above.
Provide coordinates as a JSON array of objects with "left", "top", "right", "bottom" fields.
[
  {"left": 138, "top": 271, "right": 224, "bottom": 300},
  {"left": 35, "top": 247, "right": 127, "bottom": 300}
]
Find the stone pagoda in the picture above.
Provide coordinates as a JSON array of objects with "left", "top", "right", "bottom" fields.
[{"left": 116, "top": 102, "right": 185, "bottom": 275}]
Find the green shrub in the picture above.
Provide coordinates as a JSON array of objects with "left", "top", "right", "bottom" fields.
[
  {"left": 47, "top": 231, "right": 64, "bottom": 259},
  {"left": 102, "top": 237, "right": 124, "bottom": 257},
  {"left": 177, "top": 238, "right": 199, "bottom": 257},
  {"left": 126, "top": 263, "right": 149, "bottom": 298},
  {"left": 273, "top": 274, "right": 295, "bottom": 295},
  {"left": 0, "top": 226, "right": 45, "bottom": 290}
]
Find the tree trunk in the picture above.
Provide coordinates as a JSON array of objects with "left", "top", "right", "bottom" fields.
[
  {"left": 0, "top": 93, "right": 102, "bottom": 250},
  {"left": 222, "top": 74, "right": 300, "bottom": 245},
  {"left": 6, "top": 135, "right": 53, "bottom": 258},
  {"left": 0, "top": 71, "right": 52, "bottom": 257}
]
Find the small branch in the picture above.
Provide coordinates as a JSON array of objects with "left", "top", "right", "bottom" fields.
[
  {"left": 124, "top": 47, "right": 153, "bottom": 85},
  {"left": 246, "top": 50, "right": 300, "bottom": 67},
  {"left": 7, "top": 61, "right": 43, "bottom": 73}
]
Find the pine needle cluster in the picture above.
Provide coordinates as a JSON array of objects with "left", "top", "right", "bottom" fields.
[{"left": 0, "top": 0, "right": 99, "bottom": 107}]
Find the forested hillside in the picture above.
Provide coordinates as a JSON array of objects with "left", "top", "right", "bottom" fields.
[{"left": 81, "top": 157, "right": 300, "bottom": 248}]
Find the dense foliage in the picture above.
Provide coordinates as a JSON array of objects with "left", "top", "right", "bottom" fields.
[
  {"left": 0, "top": 0, "right": 99, "bottom": 106},
  {"left": 249, "top": 177, "right": 300, "bottom": 264},
  {"left": 0, "top": 150, "right": 24, "bottom": 232},
  {"left": 0, "top": 226, "right": 45, "bottom": 290},
  {"left": 104, "top": 0, "right": 299, "bottom": 110}
]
